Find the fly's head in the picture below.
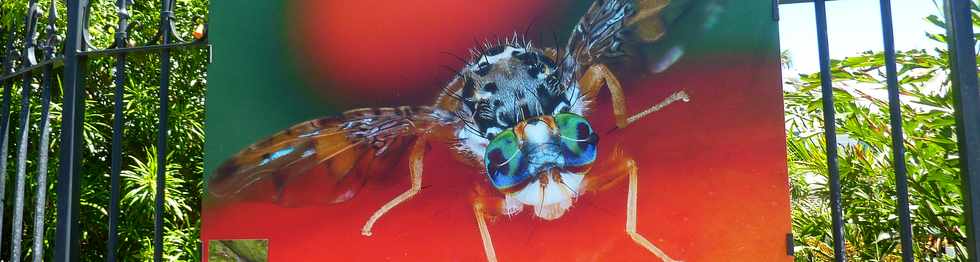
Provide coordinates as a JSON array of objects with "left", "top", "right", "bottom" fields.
[
  {"left": 483, "top": 113, "right": 597, "bottom": 210},
  {"left": 442, "top": 38, "right": 595, "bottom": 218}
]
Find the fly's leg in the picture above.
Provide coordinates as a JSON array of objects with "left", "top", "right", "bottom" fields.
[
  {"left": 361, "top": 135, "right": 428, "bottom": 236},
  {"left": 585, "top": 147, "right": 679, "bottom": 262},
  {"left": 473, "top": 202, "right": 498, "bottom": 262},
  {"left": 624, "top": 159, "right": 680, "bottom": 262},
  {"left": 578, "top": 64, "right": 689, "bottom": 129}
]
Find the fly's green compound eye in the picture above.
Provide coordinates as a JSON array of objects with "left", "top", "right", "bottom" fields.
[
  {"left": 484, "top": 129, "right": 532, "bottom": 191},
  {"left": 555, "top": 113, "right": 598, "bottom": 167}
]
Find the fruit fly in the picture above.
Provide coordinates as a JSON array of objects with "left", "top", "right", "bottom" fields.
[{"left": 209, "top": 0, "right": 690, "bottom": 261}]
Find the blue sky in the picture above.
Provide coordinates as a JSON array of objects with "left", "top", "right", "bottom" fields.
[{"left": 778, "top": 0, "right": 946, "bottom": 74}]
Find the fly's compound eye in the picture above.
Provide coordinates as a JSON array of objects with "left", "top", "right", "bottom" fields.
[
  {"left": 484, "top": 129, "right": 532, "bottom": 192},
  {"left": 555, "top": 113, "right": 598, "bottom": 168}
]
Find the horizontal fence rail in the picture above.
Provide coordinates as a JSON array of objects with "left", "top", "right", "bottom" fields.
[{"left": 0, "top": 0, "right": 207, "bottom": 261}]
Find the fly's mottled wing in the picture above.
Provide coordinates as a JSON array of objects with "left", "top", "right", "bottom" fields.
[
  {"left": 560, "top": 0, "right": 670, "bottom": 84},
  {"left": 208, "top": 106, "right": 439, "bottom": 207}
]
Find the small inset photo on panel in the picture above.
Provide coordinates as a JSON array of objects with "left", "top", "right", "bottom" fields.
[{"left": 208, "top": 239, "right": 269, "bottom": 262}]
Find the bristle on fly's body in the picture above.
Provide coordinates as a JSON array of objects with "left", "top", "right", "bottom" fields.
[{"left": 468, "top": 32, "right": 535, "bottom": 62}]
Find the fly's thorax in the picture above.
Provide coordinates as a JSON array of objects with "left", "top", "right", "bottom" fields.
[{"left": 457, "top": 44, "right": 571, "bottom": 139}]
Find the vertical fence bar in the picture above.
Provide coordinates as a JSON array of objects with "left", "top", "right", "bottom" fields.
[
  {"left": 11, "top": 59, "right": 33, "bottom": 262},
  {"left": 11, "top": 0, "right": 40, "bottom": 260},
  {"left": 107, "top": 0, "right": 130, "bottom": 260},
  {"left": 31, "top": 0, "right": 58, "bottom": 261},
  {"left": 878, "top": 0, "right": 914, "bottom": 260},
  {"left": 0, "top": 20, "right": 18, "bottom": 258},
  {"left": 813, "top": 0, "right": 846, "bottom": 260},
  {"left": 55, "top": 0, "right": 89, "bottom": 260},
  {"left": 943, "top": 0, "right": 980, "bottom": 259},
  {"left": 155, "top": 0, "right": 174, "bottom": 260},
  {"left": 0, "top": 33, "right": 3, "bottom": 262}
]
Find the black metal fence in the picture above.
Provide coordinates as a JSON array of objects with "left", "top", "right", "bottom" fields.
[
  {"left": 0, "top": 0, "right": 978, "bottom": 261},
  {"left": 780, "top": 0, "right": 980, "bottom": 261},
  {"left": 0, "top": 0, "right": 206, "bottom": 261}
]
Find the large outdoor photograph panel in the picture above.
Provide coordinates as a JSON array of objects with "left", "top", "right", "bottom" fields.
[{"left": 203, "top": 0, "right": 791, "bottom": 260}]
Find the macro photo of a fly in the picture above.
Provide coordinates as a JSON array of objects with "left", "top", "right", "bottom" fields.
[{"left": 208, "top": 0, "right": 690, "bottom": 261}]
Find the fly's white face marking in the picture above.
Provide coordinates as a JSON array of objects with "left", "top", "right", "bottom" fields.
[
  {"left": 509, "top": 171, "right": 584, "bottom": 220},
  {"left": 502, "top": 195, "right": 524, "bottom": 216},
  {"left": 524, "top": 121, "right": 551, "bottom": 144}
]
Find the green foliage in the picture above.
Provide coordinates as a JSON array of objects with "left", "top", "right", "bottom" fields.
[
  {"left": 208, "top": 240, "right": 269, "bottom": 262},
  {"left": 121, "top": 147, "right": 190, "bottom": 229},
  {"left": 1, "top": 0, "right": 206, "bottom": 261},
  {"left": 786, "top": 3, "right": 978, "bottom": 261}
]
